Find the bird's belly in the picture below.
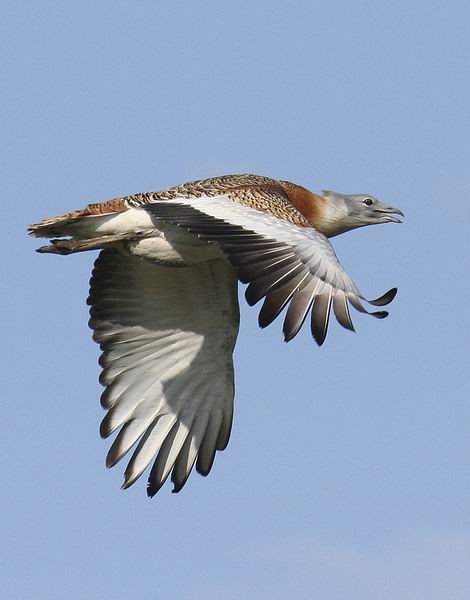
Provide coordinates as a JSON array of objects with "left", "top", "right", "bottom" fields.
[
  {"left": 74, "top": 207, "right": 224, "bottom": 266},
  {"left": 126, "top": 231, "right": 224, "bottom": 266}
]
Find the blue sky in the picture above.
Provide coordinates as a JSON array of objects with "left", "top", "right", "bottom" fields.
[{"left": 3, "top": 1, "right": 469, "bottom": 598}]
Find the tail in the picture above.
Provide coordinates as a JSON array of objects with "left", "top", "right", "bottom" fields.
[
  {"left": 28, "top": 209, "right": 86, "bottom": 238},
  {"left": 28, "top": 198, "right": 129, "bottom": 238}
]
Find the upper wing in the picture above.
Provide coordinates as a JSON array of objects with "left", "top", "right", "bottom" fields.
[
  {"left": 144, "top": 196, "right": 396, "bottom": 346},
  {"left": 88, "top": 249, "right": 239, "bottom": 496}
]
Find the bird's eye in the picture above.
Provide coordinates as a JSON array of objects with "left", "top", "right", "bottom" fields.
[{"left": 363, "top": 198, "right": 373, "bottom": 206}]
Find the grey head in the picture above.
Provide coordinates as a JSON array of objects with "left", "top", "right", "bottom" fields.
[{"left": 321, "top": 190, "right": 404, "bottom": 237}]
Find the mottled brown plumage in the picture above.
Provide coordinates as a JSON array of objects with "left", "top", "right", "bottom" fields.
[{"left": 28, "top": 174, "right": 329, "bottom": 238}]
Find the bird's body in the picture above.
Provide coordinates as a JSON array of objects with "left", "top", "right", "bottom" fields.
[{"left": 29, "top": 174, "right": 403, "bottom": 496}]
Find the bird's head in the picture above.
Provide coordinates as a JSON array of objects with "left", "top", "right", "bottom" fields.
[{"left": 317, "top": 190, "right": 404, "bottom": 237}]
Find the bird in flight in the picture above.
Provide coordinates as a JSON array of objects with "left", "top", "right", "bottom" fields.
[{"left": 29, "top": 174, "right": 403, "bottom": 497}]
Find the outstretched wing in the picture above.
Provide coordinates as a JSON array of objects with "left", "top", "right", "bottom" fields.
[
  {"left": 88, "top": 249, "right": 239, "bottom": 496},
  {"left": 144, "top": 196, "right": 396, "bottom": 346}
]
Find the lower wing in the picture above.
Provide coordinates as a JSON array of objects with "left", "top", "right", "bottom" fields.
[{"left": 88, "top": 249, "right": 239, "bottom": 495}]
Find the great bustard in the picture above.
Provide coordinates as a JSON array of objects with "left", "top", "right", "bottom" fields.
[{"left": 29, "top": 174, "right": 403, "bottom": 496}]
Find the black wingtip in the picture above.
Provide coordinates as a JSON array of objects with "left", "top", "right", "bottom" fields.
[
  {"left": 283, "top": 327, "right": 299, "bottom": 343},
  {"left": 311, "top": 325, "right": 327, "bottom": 346},
  {"left": 310, "top": 293, "right": 332, "bottom": 347},
  {"left": 371, "top": 310, "right": 389, "bottom": 319},
  {"left": 244, "top": 285, "right": 260, "bottom": 306},
  {"left": 368, "top": 287, "right": 397, "bottom": 306},
  {"left": 258, "top": 308, "right": 278, "bottom": 329},
  {"left": 121, "top": 478, "right": 133, "bottom": 491},
  {"left": 105, "top": 452, "right": 118, "bottom": 469},
  {"left": 258, "top": 314, "right": 269, "bottom": 329},
  {"left": 146, "top": 483, "right": 160, "bottom": 498},
  {"left": 339, "top": 321, "right": 356, "bottom": 333},
  {"left": 171, "top": 478, "right": 186, "bottom": 494},
  {"left": 196, "top": 454, "right": 217, "bottom": 477},
  {"left": 99, "top": 416, "right": 112, "bottom": 439}
]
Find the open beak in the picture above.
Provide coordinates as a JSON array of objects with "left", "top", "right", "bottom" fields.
[{"left": 374, "top": 203, "right": 404, "bottom": 223}]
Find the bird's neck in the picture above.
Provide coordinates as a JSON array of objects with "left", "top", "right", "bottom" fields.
[{"left": 280, "top": 182, "right": 348, "bottom": 237}]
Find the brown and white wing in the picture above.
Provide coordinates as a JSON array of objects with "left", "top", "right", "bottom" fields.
[
  {"left": 88, "top": 249, "right": 239, "bottom": 496},
  {"left": 144, "top": 196, "right": 396, "bottom": 345}
]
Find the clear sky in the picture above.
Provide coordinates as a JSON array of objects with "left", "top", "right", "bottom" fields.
[{"left": 3, "top": 1, "right": 470, "bottom": 599}]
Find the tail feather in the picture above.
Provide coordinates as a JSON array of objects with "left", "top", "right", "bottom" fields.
[
  {"left": 28, "top": 210, "right": 87, "bottom": 238},
  {"left": 28, "top": 198, "right": 129, "bottom": 238}
]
